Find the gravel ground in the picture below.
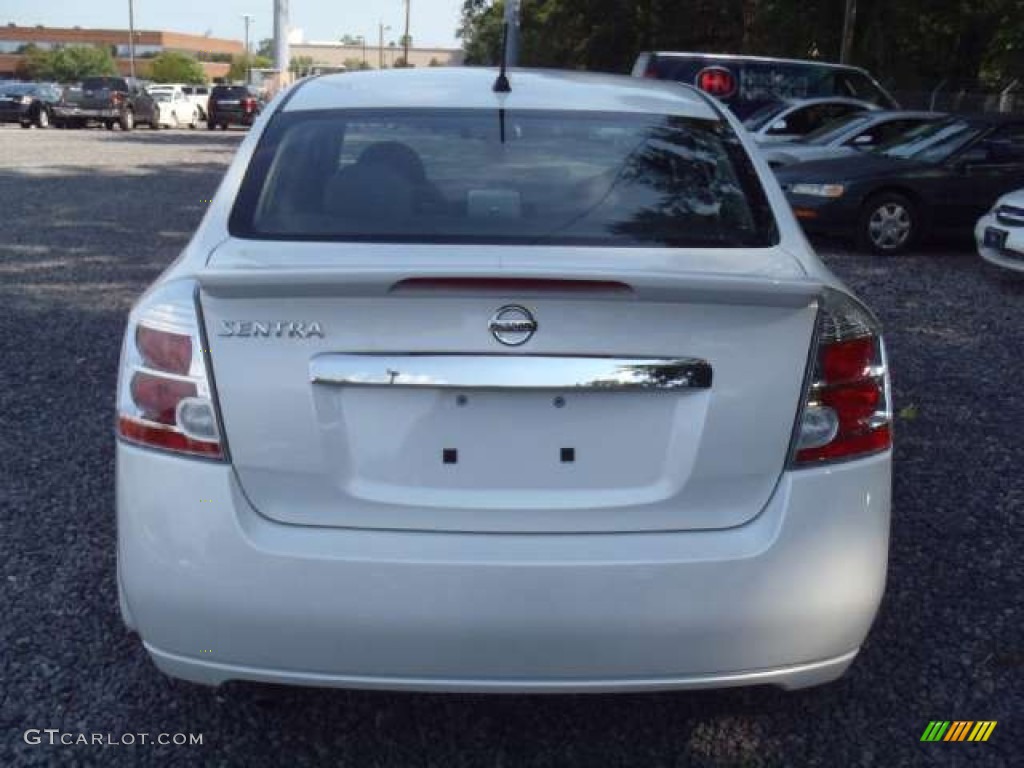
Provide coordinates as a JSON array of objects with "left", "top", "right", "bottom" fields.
[{"left": 0, "top": 126, "right": 1019, "bottom": 767}]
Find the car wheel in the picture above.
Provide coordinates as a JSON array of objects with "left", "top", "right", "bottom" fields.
[
  {"left": 36, "top": 107, "right": 50, "bottom": 129},
  {"left": 859, "top": 192, "right": 918, "bottom": 255},
  {"left": 206, "top": 120, "right": 216, "bottom": 131},
  {"left": 105, "top": 120, "right": 115, "bottom": 130},
  {"left": 20, "top": 120, "right": 31, "bottom": 129},
  {"left": 189, "top": 109, "right": 198, "bottom": 129},
  {"left": 120, "top": 109, "right": 134, "bottom": 131}
]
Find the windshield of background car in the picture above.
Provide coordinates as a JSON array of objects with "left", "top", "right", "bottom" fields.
[
  {"left": 743, "top": 102, "right": 790, "bottom": 131},
  {"left": 230, "top": 109, "right": 778, "bottom": 248},
  {"left": 213, "top": 87, "right": 249, "bottom": 99},
  {"left": 873, "top": 120, "right": 983, "bottom": 162},
  {"left": 800, "top": 113, "right": 872, "bottom": 144}
]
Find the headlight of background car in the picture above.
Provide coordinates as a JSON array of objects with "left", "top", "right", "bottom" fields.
[{"left": 790, "top": 183, "right": 846, "bottom": 198}]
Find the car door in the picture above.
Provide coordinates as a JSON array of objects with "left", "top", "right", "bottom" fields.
[{"left": 941, "top": 124, "right": 1024, "bottom": 228}]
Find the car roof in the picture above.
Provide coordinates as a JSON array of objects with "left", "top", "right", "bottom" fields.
[
  {"left": 646, "top": 51, "right": 873, "bottom": 74},
  {"left": 284, "top": 68, "right": 720, "bottom": 119}
]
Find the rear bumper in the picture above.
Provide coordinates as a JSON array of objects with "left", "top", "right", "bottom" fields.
[
  {"left": 209, "top": 110, "right": 257, "bottom": 126},
  {"left": 0, "top": 106, "right": 31, "bottom": 123},
  {"left": 976, "top": 213, "right": 1024, "bottom": 274},
  {"left": 117, "top": 443, "right": 891, "bottom": 692}
]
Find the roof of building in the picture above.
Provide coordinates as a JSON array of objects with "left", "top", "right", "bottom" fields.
[{"left": 285, "top": 67, "right": 719, "bottom": 118}]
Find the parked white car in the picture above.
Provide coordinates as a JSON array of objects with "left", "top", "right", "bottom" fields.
[
  {"left": 744, "top": 97, "right": 881, "bottom": 144},
  {"left": 116, "top": 68, "right": 893, "bottom": 693},
  {"left": 149, "top": 86, "right": 199, "bottom": 129},
  {"left": 181, "top": 84, "right": 211, "bottom": 120},
  {"left": 976, "top": 187, "right": 1024, "bottom": 273}
]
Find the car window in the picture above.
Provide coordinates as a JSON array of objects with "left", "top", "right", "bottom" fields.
[
  {"left": 854, "top": 118, "right": 931, "bottom": 147},
  {"left": 770, "top": 103, "right": 863, "bottom": 137},
  {"left": 801, "top": 113, "right": 871, "bottom": 144},
  {"left": 972, "top": 125, "right": 1024, "bottom": 164},
  {"left": 875, "top": 120, "right": 984, "bottom": 162},
  {"left": 231, "top": 109, "right": 778, "bottom": 248}
]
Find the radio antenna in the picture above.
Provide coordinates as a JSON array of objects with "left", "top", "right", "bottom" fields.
[{"left": 493, "top": 22, "right": 511, "bottom": 93}]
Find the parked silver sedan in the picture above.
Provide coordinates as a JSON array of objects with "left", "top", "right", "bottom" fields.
[
  {"left": 761, "top": 110, "right": 944, "bottom": 168},
  {"left": 744, "top": 96, "right": 881, "bottom": 144},
  {"left": 116, "top": 68, "right": 893, "bottom": 693}
]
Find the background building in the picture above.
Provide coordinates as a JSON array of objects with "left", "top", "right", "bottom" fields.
[
  {"left": 291, "top": 41, "right": 464, "bottom": 72},
  {"left": 0, "top": 24, "right": 243, "bottom": 80}
]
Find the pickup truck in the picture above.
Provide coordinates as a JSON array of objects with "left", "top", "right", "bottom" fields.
[{"left": 53, "top": 76, "right": 160, "bottom": 130}]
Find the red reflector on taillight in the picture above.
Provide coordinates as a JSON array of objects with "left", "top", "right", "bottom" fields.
[
  {"left": 822, "top": 337, "right": 874, "bottom": 384},
  {"left": 118, "top": 416, "right": 223, "bottom": 458},
  {"left": 821, "top": 380, "right": 881, "bottom": 431},
  {"left": 130, "top": 372, "right": 197, "bottom": 425},
  {"left": 695, "top": 66, "right": 737, "bottom": 98},
  {"left": 137, "top": 325, "right": 193, "bottom": 375}
]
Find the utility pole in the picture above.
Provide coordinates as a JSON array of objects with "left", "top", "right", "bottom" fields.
[
  {"left": 504, "top": 0, "right": 520, "bottom": 66},
  {"left": 242, "top": 14, "right": 254, "bottom": 85},
  {"left": 127, "top": 0, "right": 136, "bottom": 80},
  {"left": 840, "top": 0, "right": 857, "bottom": 64},
  {"left": 378, "top": 23, "right": 391, "bottom": 68},
  {"left": 402, "top": 0, "right": 410, "bottom": 67}
]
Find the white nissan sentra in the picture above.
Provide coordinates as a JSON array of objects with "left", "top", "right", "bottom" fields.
[{"left": 116, "top": 68, "right": 893, "bottom": 692}]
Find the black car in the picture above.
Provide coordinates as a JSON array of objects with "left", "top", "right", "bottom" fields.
[
  {"left": 207, "top": 85, "right": 263, "bottom": 130},
  {"left": 777, "top": 114, "right": 1024, "bottom": 254},
  {"left": 0, "top": 82, "right": 62, "bottom": 128}
]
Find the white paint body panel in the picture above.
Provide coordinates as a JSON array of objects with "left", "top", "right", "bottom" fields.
[{"left": 118, "top": 443, "right": 890, "bottom": 691}]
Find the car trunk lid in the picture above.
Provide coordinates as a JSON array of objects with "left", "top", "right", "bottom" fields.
[{"left": 199, "top": 241, "right": 819, "bottom": 533}]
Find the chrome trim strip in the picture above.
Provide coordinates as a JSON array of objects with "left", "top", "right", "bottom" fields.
[{"left": 310, "top": 354, "right": 712, "bottom": 391}]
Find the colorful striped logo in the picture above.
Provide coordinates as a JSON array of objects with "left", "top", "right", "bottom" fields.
[{"left": 921, "top": 721, "right": 997, "bottom": 742}]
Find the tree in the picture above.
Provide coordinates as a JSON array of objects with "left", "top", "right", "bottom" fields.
[
  {"left": 17, "top": 44, "right": 117, "bottom": 82},
  {"left": 342, "top": 57, "right": 372, "bottom": 71},
  {"left": 257, "top": 38, "right": 274, "bottom": 59},
  {"left": 289, "top": 55, "right": 316, "bottom": 76},
  {"left": 227, "top": 53, "right": 272, "bottom": 82},
  {"left": 148, "top": 51, "right": 207, "bottom": 84}
]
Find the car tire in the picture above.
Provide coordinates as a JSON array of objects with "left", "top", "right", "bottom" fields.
[
  {"left": 206, "top": 120, "right": 216, "bottom": 131},
  {"left": 859, "top": 192, "right": 918, "bottom": 255},
  {"left": 189, "top": 109, "right": 198, "bottom": 129},
  {"left": 20, "top": 121, "right": 31, "bottom": 129},
  {"left": 120, "top": 109, "right": 134, "bottom": 132},
  {"left": 105, "top": 120, "right": 115, "bottom": 130}
]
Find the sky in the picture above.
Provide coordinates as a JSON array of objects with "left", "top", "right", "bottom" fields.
[{"left": 3, "top": 0, "right": 466, "bottom": 48}]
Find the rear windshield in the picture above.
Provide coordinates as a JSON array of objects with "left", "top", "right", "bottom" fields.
[
  {"left": 230, "top": 108, "right": 777, "bottom": 248},
  {"left": 82, "top": 77, "right": 127, "bottom": 91},
  {"left": 214, "top": 87, "right": 250, "bottom": 98}
]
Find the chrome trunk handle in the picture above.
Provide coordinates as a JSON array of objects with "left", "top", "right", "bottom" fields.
[{"left": 310, "top": 354, "right": 711, "bottom": 391}]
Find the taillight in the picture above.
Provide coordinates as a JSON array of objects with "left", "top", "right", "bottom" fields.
[
  {"left": 117, "top": 280, "right": 225, "bottom": 460},
  {"left": 243, "top": 98, "right": 256, "bottom": 112},
  {"left": 790, "top": 289, "right": 892, "bottom": 466},
  {"left": 695, "top": 66, "right": 737, "bottom": 99}
]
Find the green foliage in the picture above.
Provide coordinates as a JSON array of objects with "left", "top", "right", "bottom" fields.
[
  {"left": 257, "top": 38, "right": 275, "bottom": 59},
  {"left": 148, "top": 51, "right": 207, "bottom": 84},
  {"left": 227, "top": 53, "right": 273, "bottom": 82},
  {"left": 289, "top": 56, "right": 316, "bottom": 75},
  {"left": 17, "top": 44, "right": 118, "bottom": 82},
  {"left": 457, "top": 0, "right": 1023, "bottom": 88}
]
